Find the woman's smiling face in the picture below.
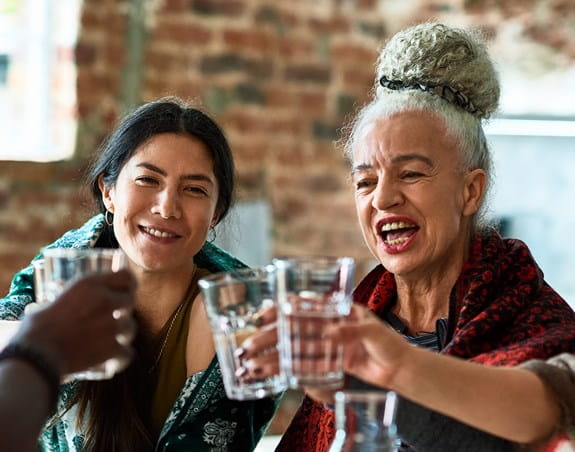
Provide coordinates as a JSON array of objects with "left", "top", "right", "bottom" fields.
[
  {"left": 352, "top": 110, "right": 485, "bottom": 280},
  {"left": 100, "top": 132, "right": 219, "bottom": 276}
]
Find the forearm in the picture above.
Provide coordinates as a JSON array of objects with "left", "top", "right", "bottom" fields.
[
  {"left": 0, "top": 360, "right": 54, "bottom": 452},
  {"left": 396, "top": 396, "right": 514, "bottom": 451},
  {"left": 390, "top": 346, "right": 559, "bottom": 444}
]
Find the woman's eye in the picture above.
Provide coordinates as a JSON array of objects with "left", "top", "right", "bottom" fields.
[
  {"left": 401, "top": 171, "right": 424, "bottom": 179},
  {"left": 135, "top": 176, "right": 157, "bottom": 185},
  {"left": 185, "top": 186, "right": 208, "bottom": 196},
  {"left": 355, "top": 179, "right": 375, "bottom": 190}
]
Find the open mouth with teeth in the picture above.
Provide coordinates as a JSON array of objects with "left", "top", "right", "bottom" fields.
[
  {"left": 379, "top": 221, "right": 418, "bottom": 246},
  {"left": 140, "top": 226, "right": 180, "bottom": 239}
]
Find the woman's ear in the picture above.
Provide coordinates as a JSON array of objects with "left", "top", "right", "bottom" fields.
[
  {"left": 98, "top": 174, "right": 114, "bottom": 213},
  {"left": 462, "top": 168, "right": 486, "bottom": 217}
]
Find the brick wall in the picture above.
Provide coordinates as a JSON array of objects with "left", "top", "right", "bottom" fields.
[
  {"left": 1, "top": 0, "right": 574, "bottom": 439},
  {"left": 1, "top": 0, "right": 574, "bottom": 291}
]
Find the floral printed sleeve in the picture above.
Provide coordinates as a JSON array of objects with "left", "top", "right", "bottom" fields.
[{"left": 158, "top": 363, "right": 280, "bottom": 452}]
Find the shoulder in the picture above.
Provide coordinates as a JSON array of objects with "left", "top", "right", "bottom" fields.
[
  {"left": 45, "top": 214, "right": 106, "bottom": 251},
  {"left": 195, "top": 242, "right": 247, "bottom": 274}
]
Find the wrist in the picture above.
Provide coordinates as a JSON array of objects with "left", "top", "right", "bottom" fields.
[
  {"left": 14, "top": 312, "right": 67, "bottom": 375},
  {"left": 386, "top": 342, "right": 423, "bottom": 394},
  {"left": 0, "top": 342, "right": 61, "bottom": 412}
]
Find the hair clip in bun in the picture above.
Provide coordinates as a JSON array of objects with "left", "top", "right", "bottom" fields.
[{"left": 379, "top": 75, "right": 484, "bottom": 118}]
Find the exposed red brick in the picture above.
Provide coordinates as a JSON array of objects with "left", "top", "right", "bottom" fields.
[
  {"left": 222, "top": 29, "right": 276, "bottom": 53},
  {"left": 266, "top": 117, "right": 306, "bottom": 136},
  {"left": 308, "top": 16, "right": 350, "bottom": 34},
  {"left": 270, "top": 145, "right": 308, "bottom": 166},
  {"left": 331, "top": 43, "right": 378, "bottom": 63},
  {"left": 221, "top": 111, "right": 260, "bottom": 133},
  {"left": 189, "top": 0, "right": 245, "bottom": 17},
  {"left": 153, "top": 22, "right": 212, "bottom": 45},
  {"left": 274, "top": 197, "right": 308, "bottom": 223},
  {"left": 355, "top": 0, "right": 377, "bottom": 9},
  {"left": 81, "top": 8, "right": 106, "bottom": 29},
  {"left": 75, "top": 42, "right": 98, "bottom": 65},
  {"left": 264, "top": 86, "right": 296, "bottom": 109},
  {"left": 342, "top": 68, "right": 375, "bottom": 89},
  {"left": 284, "top": 64, "right": 331, "bottom": 84},
  {"left": 526, "top": 25, "right": 570, "bottom": 53},
  {"left": 295, "top": 91, "right": 327, "bottom": 114},
  {"left": 278, "top": 39, "right": 314, "bottom": 59},
  {"left": 235, "top": 168, "right": 267, "bottom": 195},
  {"left": 479, "top": 0, "right": 534, "bottom": 18},
  {"left": 103, "top": 40, "right": 126, "bottom": 65},
  {"left": 160, "top": 0, "right": 188, "bottom": 12}
]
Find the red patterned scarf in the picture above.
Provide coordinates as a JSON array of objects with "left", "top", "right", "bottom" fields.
[{"left": 277, "top": 231, "right": 575, "bottom": 451}]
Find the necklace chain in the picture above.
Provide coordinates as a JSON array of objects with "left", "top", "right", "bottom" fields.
[
  {"left": 147, "top": 300, "right": 185, "bottom": 374},
  {"left": 147, "top": 266, "right": 196, "bottom": 375}
]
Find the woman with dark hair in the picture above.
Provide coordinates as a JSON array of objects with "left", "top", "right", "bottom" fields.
[{"left": 0, "top": 97, "right": 278, "bottom": 451}]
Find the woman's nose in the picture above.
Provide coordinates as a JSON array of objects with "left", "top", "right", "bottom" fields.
[
  {"left": 152, "top": 189, "right": 181, "bottom": 219},
  {"left": 371, "top": 177, "right": 402, "bottom": 211}
]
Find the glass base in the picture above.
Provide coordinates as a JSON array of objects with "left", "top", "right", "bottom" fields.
[
  {"left": 286, "top": 373, "right": 344, "bottom": 390},
  {"left": 224, "top": 378, "right": 287, "bottom": 401}
]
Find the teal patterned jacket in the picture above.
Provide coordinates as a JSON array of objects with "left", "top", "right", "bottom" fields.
[{"left": 0, "top": 214, "right": 280, "bottom": 451}]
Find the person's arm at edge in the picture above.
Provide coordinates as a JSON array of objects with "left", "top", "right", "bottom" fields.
[
  {"left": 0, "top": 356, "right": 57, "bottom": 452},
  {"left": 333, "top": 304, "right": 561, "bottom": 445},
  {"left": 392, "top": 344, "right": 559, "bottom": 444},
  {"left": 0, "top": 270, "right": 136, "bottom": 451}
]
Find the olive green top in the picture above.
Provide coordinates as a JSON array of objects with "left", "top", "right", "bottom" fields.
[{"left": 145, "top": 267, "right": 211, "bottom": 439}]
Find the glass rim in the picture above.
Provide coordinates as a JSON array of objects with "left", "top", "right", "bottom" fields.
[
  {"left": 198, "top": 265, "right": 276, "bottom": 288},
  {"left": 335, "top": 389, "right": 397, "bottom": 403},
  {"left": 272, "top": 256, "right": 354, "bottom": 266},
  {"left": 43, "top": 248, "right": 124, "bottom": 258}
]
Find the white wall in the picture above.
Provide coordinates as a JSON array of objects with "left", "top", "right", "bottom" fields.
[
  {"left": 489, "top": 132, "right": 575, "bottom": 307},
  {"left": 214, "top": 200, "right": 272, "bottom": 267}
]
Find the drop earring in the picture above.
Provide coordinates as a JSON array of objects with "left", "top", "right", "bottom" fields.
[{"left": 105, "top": 210, "right": 114, "bottom": 226}]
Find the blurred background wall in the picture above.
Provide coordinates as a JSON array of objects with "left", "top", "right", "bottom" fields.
[
  {"left": 1, "top": 0, "right": 575, "bottom": 438},
  {"left": 1, "top": 0, "right": 573, "bottom": 291}
]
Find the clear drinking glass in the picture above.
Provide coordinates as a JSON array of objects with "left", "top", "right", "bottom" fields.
[
  {"left": 42, "top": 248, "right": 128, "bottom": 380},
  {"left": 274, "top": 256, "right": 355, "bottom": 389},
  {"left": 329, "top": 390, "right": 398, "bottom": 452},
  {"left": 32, "top": 259, "right": 48, "bottom": 305},
  {"left": 199, "top": 266, "right": 287, "bottom": 400}
]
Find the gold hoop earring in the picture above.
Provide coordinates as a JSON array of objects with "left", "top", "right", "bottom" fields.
[{"left": 105, "top": 210, "right": 114, "bottom": 226}]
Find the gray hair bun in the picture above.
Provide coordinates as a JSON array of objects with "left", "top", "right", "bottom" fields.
[{"left": 376, "top": 22, "right": 500, "bottom": 119}]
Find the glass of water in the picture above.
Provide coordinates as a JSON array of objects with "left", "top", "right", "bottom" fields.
[
  {"left": 199, "top": 266, "right": 287, "bottom": 400},
  {"left": 274, "top": 256, "right": 355, "bottom": 389},
  {"left": 32, "top": 259, "right": 48, "bottom": 305},
  {"left": 329, "top": 390, "right": 398, "bottom": 452},
  {"left": 42, "top": 247, "right": 128, "bottom": 380}
]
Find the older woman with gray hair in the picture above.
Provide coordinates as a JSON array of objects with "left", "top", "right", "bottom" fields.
[{"left": 270, "top": 22, "right": 575, "bottom": 451}]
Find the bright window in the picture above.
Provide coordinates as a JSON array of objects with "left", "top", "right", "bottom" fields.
[{"left": 0, "top": 0, "right": 81, "bottom": 161}]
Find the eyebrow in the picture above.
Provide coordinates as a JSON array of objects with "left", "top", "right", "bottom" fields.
[
  {"left": 351, "top": 153, "right": 434, "bottom": 175},
  {"left": 392, "top": 153, "right": 434, "bottom": 167},
  {"left": 136, "top": 162, "right": 215, "bottom": 185},
  {"left": 351, "top": 163, "right": 372, "bottom": 176}
]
